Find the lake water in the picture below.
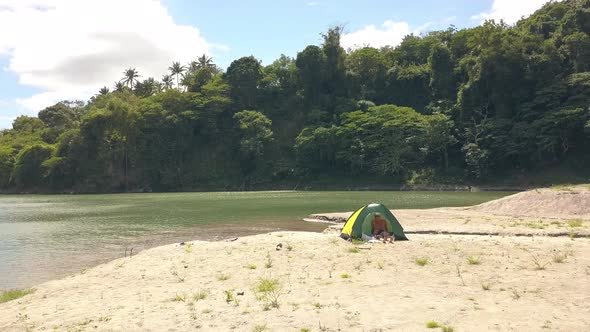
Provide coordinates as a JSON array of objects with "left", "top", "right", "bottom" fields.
[{"left": 0, "top": 191, "right": 511, "bottom": 289}]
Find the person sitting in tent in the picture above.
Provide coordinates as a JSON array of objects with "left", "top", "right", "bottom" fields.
[{"left": 372, "top": 213, "right": 393, "bottom": 243}]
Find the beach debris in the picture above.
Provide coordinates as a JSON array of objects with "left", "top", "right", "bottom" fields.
[
  {"left": 225, "top": 237, "right": 238, "bottom": 242},
  {"left": 124, "top": 247, "right": 134, "bottom": 257},
  {"left": 237, "top": 291, "right": 244, "bottom": 296},
  {"left": 276, "top": 243, "right": 283, "bottom": 251}
]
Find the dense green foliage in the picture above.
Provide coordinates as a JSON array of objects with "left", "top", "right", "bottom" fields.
[{"left": 1, "top": 0, "right": 589, "bottom": 192}]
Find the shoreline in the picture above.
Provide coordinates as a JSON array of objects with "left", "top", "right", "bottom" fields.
[
  {"left": 1, "top": 231, "right": 589, "bottom": 331},
  {"left": 0, "top": 185, "right": 525, "bottom": 195}
]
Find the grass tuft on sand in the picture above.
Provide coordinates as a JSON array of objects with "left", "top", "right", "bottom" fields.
[
  {"left": 426, "top": 321, "right": 440, "bottom": 328},
  {"left": 0, "top": 289, "right": 35, "bottom": 304},
  {"left": 567, "top": 219, "right": 583, "bottom": 228},
  {"left": 467, "top": 256, "right": 481, "bottom": 265},
  {"left": 415, "top": 258, "right": 429, "bottom": 266}
]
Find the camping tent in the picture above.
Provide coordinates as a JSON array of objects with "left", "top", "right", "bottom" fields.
[{"left": 340, "top": 203, "right": 408, "bottom": 241}]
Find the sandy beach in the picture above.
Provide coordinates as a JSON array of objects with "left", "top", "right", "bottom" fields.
[{"left": 1, "top": 188, "right": 590, "bottom": 331}]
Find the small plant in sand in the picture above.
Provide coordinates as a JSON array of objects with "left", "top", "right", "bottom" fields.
[
  {"left": 0, "top": 288, "right": 35, "bottom": 304},
  {"left": 340, "top": 273, "right": 350, "bottom": 279},
  {"left": 568, "top": 229, "right": 578, "bottom": 239},
  {"left": 522, "top": 248, "right": 551, "bottom": 270},
  {"left": 511, "top": 288, "right": 521, "bottom": 300},
  {"left": 328, "top": 263, "right": 336, "bottom": 278},
  {"left": 223, "top": 289, "right": 234, "bottom": 303},
  {"left": 313, "top": 302, "right": 322, "bottom": 309},
  {"left": 193, "top": 291, "right": 208, "bottom": 301},
  {"left": 286, "top": 243, "right": 293, "bottom": 251},
  {"left": 224, "top": 290, "right": 237, "bottom": 304},
  {"left": 347, "top": 247, "right": 360, "bottom": 254},
  {"left": 376, "top": 260, "right": 384, "bottom": 269},
  {"left": 252, "top": 324, "right": 268, "bottom": 332},
  {"left": 185, "top": 242, "right": 193, "bottom": 254},
  {"left": 529, "top": 253, "right": 550, "bottom": 270},
  {"left": 567, "top": 219, "right": 583, "bottom": 228},
  {"left": 217, "top": 273, "right": 231, "bottom": 281},
  {"left": 300, "top": 328, "right": 311, "bottom": 332},
  {"left": 415, "top": 258, "right": 429, "bottom": 266},
  {"left": 467, "top": 256, "right": 481, "bottom": 265},
  {"left": 265, "top": 252, "right": 273, "bottom": 268},
  {"left": 254, "top": 278, "right": 281, "bottom": 309},
  {"left": 173, "top": 293, "right": 187, "bottom": 302},
  {"left": 245, "top": 264, "right": 257, "bottom": 270},
  {"left": 442, "top": 325, "right": 455, "bottom": 332},
  {"left": 552, "top": 252, "right": 568, "bottom": 263},
  {"left": 525, "top": 221, "right": 545, "bottom": 229},
  {"left": 170, "top": 269, "right": 186, "bottom": 282},
  {"left": 98, "top": 316, "right": 111, "bottom": 322},
  {"left": 426, "top": 321, "right": 440, "bottom": 328},
  {"left": 481, "top": 282, "right": 492, "bottom": 291}
]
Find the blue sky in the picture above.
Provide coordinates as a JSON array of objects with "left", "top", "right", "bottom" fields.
[
  {"left": 0, "top": 0, "right": 554, "bottom": 129},
  {"left": 162, "top": 0, "right": 488, "bottom": 66}
]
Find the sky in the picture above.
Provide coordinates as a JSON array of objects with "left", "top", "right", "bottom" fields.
[{"left": 0, "top": 0, "right": 558, "bottom": 129}]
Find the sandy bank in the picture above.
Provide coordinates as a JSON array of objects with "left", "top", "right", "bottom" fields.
[
  {"left": 1, "top": 231, "right": 589, "bottom": 331},
  {"left": 310, "top": 186, "right": 590, "bottom": 238}
]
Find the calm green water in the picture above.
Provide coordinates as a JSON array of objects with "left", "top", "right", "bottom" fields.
[{"left": 0, "top": 191, "right": 511, "bottom": 288}]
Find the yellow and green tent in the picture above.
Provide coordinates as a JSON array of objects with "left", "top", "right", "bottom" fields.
[{"left": 340, "top": 203, "right": 408, "bottom": 241}]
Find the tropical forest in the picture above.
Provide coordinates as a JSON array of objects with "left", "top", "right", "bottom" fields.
[{"left": 1, "top": 0, "right": 589, "bottom": 192}]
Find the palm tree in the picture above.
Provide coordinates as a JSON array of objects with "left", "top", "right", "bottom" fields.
[
  {"left": 197, "top": 54, "right": 214, "bottom": 69},
  {"left": 161, "top": 74, "right": 174, "bottom": 90},
  {"left": 144, "top": 77, "right": 158, "bottom": 95},
  {"left": 188, "top": 60, "right": 199, "bottom": 73},
  {"left": 180, "top": 72, "right": 192, "bottom": 88},
  {"left": 98, "top": 86, "right": 110, "bottom": 95},
  {"left": 168, "top": 62, "right": 186, "bottom": 89},
  {"left": 114, "top": 81, "right": 125, "bottom": 92},
  {"left": 134, "top": 77, "right": 158, "bottom": 97},
  {"left": 121, "top": 67, "right": 140, "bottom": 89}
]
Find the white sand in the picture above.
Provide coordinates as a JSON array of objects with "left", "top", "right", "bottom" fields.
[
  {"left": 1, "top": 231, "right": 589, "bottom": 331},
  {"left": 474, "top": 186, "right": 590, "bottom": 217}
]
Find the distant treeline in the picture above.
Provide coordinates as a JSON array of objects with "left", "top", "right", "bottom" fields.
[{"left": 1, "top": 0, "right": 589, "bottom": 192}]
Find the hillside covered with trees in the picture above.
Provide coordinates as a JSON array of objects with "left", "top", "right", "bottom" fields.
[{"left": 1, "top": 0, "right": 589, "bottom": 192}]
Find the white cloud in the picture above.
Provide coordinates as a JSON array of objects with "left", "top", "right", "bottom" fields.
[
  {"left": 0, "top": 0, "right": 224, "bottom": 114},
  {"left": 341, "top": 19, "right": 439, "bottom": 51},
  {"left": 472, "top": 0, "right": 560, "bottom": 25},
  {"left": 341, "top": 21, "right": 412, "bottom": 50}
]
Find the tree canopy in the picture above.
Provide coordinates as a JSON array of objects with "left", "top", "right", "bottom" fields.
[{"left": 1, "top": 0, "right": 589, "bottom": 192}]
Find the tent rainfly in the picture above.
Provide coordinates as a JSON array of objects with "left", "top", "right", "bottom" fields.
[{"left": 340, "top": 203, "right": 408, "bottom": 241}]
